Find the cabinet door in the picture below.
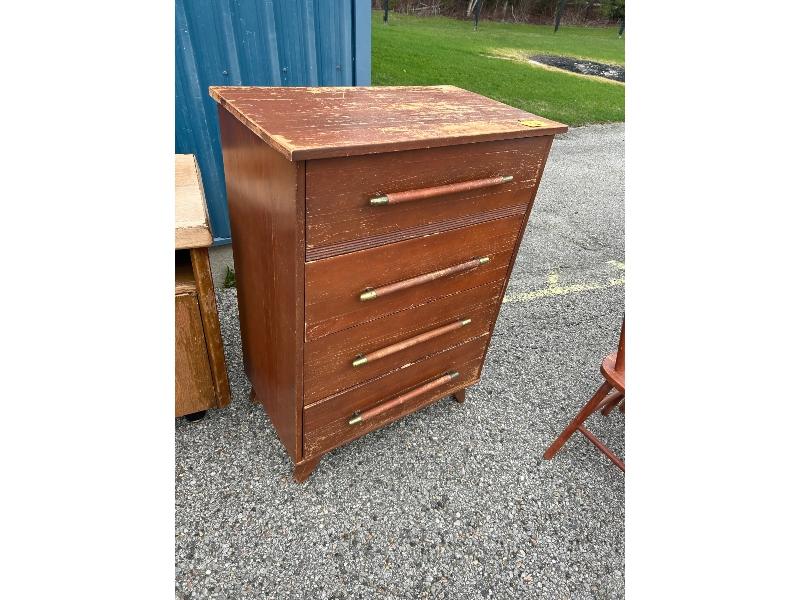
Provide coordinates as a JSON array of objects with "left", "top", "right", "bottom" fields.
[{"left": 175, "top": 292, "right": 215, "bottom": 416}]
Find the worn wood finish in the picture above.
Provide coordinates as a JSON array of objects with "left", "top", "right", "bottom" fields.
[
  {"left": 303, "top": 338, "right": 488, "bottom": 457},
  {"left": 305, "top": 215, "right": 523, "bottom": 341},
  {"left": 306, "top": 204, "right": 526, "bottom": 262},
  {"left": 304, "top": 282, "right": 501, "bottom": 404},
  {"left": 305, "top": 137, "right": 550, "bottom": 251},
  {"left": 293, "top": 455, "right": 322, "bottom": 483},
  {"left": 175, "top": 293, "right": 215, "bottom": 416},
  {"left": 212, "top": 86, "right": 566, "bottom": 480},
  {"left": 210, "top": 85, "right": 567, "bottom": 161},
  {"left": 175, "top": 154, "right": 231, "bottom": 418},
  {"left": 218, "top": 107, "right": 305, "bottom": 460},
  {"left": 191, "top": 247, "right": 231, "bottom": 410},
  {"left": 175, "top": 154, "right": 213, "bottom": 249}
]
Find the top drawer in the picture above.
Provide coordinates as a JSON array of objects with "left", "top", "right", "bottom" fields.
[{"left": 305, "top": 137, "right": 552, "bottom": 259}]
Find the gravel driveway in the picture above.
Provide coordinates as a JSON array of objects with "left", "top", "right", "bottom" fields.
[{"left": 176, "top": 123, "right": 625, "bottom": 599}]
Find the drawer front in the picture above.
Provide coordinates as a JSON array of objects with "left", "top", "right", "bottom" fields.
[
  {"left": 303, "top": 337, "right": 488, "bottom": 457},
  {"left": 305, "top": 137, "right": 551, "bottom": 258},
  {"left": 304, "top": 281, "right": 502, "bottom": 404},
  {"left": 305, "top": 215, "right": 523, "bottom": 340},
  {"left": 175, "top": 293, "right": 216, "bottom": 417}
]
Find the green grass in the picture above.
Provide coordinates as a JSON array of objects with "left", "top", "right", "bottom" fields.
[
  {"left": 223, "top": 266, "right": 236, "bottom": 289},
  {"left": 372, "top": 12, "right": 624, "bottom": 125}
]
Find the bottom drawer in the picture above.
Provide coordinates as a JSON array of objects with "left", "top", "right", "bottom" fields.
[{"left": 303, "top": 336, "right": 488, "bottom": 457}]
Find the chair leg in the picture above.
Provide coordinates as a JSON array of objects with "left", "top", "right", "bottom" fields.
[
  {"left": 600, "top": 390, "right": 624, "bottom": 416},
  {"left": 618, "top": 399, "right": 624, "bottom": 413},
  {"left": 577, "top": 424, "right": 625, "bottom": 471},
  {"left": 544, "top": 381, "right": 613, "bottom": 460}
]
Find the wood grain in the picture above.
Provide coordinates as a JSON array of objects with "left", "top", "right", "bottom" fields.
[
  {"left": 211, "top": 85, "right": 566, "bottom": 480},
  {"left": 175, "top": 293, "right": 215, "bottom": 417},
  {"left": 304, "top": 281, "right": 502, "bottom": 404},
  {"left": 190, "top": 247, "right": 231, "bottom": 410},
  {"left": 218, "top": 107, "right": 305, "bottom": 460},
  {"left": 304, "top": 215, "right": 523, "bottom": 340},
  {"left": 175, "top": 154, "right": 213, "bottom": 249},
  {"left": 209, "top": 85, "right": 567, "bottom": 161},
  {"left": 175, "top": 251, "right": 196, "bottom": 294},
  {"left": 305, "top": 137, "right": 550, "bottom": 251},
  {"left": 303, "top": 337, "right": 488, "bottom": 457},
  {"left": 305, "top": 203, "right": 526, "bottom": 262}
]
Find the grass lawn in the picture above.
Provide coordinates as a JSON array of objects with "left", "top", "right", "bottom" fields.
[{"left": 372, "top": 12, "right": 624, "bottom": 125}]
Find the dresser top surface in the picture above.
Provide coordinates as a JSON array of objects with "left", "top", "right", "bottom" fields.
[{"left": 210, "top": 85, "right": 567, "bottom": 161}]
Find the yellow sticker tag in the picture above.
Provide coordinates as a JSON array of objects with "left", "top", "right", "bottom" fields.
[{"left": 519, "top": 119, "right": 548, "bottom": 128}]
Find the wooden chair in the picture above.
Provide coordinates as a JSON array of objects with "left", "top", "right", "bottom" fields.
[{"left": 544, "top": 320, "right": 625, "bottom": 471}]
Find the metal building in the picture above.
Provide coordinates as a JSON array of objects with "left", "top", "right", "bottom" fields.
[{"left": 176, "top": 0, "right": 372, "bottom": 243}]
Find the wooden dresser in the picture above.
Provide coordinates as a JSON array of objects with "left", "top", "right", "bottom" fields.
[
  {"left": 175, "top": 154, "right": 231, "bottom": 419},
  {"left": 212, "top": 86, "right": 566, "bottom": 481}
]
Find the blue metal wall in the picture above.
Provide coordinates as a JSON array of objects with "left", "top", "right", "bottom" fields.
[{"left": 176, "top": 0, "right": 372, "bottom": 243}]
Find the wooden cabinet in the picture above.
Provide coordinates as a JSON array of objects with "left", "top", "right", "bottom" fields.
[
  {"left": 175, "top": 155, "right": 231, "bottom": 418},
  {"left": 212, "top": 86, "right": 566, "bottom": 480}
]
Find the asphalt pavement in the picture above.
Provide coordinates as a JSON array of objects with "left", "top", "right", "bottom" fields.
[{"left": 176, "top": 122, "right": 625, "bottom": 599}]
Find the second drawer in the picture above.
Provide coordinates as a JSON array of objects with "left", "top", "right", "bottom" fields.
[
  {"left": 303, "top": 281, "right": 502, "bottom": 404},
  {"left": 305, "top": 215, "right": 523, "bottom": 340}
]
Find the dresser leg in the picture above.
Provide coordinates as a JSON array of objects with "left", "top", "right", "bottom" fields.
[
  {"left": 293, "top": 456, "right": 322, "bottom": 483},
  {"left": 453, "top": 388, "right": 466, "bottom": 403},
  {"left": 248, "top": 387, "right": 258, "bottom": 403}
]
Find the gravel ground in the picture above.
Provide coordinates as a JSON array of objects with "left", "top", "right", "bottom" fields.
[{"left": 176, "top": 123, "right": 625, "bottom": 599}]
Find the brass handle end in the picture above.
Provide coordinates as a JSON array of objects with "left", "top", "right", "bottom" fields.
[
  {"left": 478, "top": 256, "right": 490, "bottom": 264},
  {"left": 501, "top": 175, "right": 514, "bottom": 183},
  {"left": 352, "top": 356, "right": 369, "bottom": 367},
  {"left": 348, "top": 414, "right": 363, "bottom": 425},
  {"left": 449, "top": 371, "right": 460, "bottom": 380},
  {"left": 461, "top": 318, "right": 472, "bottom": 326},
  {"left": 359, "top": 289, "right": 377, "bottom": 301},
  {"left": 369, "top": 196, "right": 389, "bottom": 206}
]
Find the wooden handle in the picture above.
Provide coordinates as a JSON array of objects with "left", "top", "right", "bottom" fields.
[
  {"left": 360, "top": 257, "right": 490, "bottom": 301},
  {"left": 353, "top": 319, "right": 471, "bottom": 367},
  {"left": 348, "top": 372, "right": 460, "bottom": 425},
  {"left": 369, "top": 175, "right": 513, "bottom": 205}
]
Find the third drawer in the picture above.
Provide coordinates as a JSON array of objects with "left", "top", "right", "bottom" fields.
[{"left": 304, "top": 280, "right": 503, "bottom": 404}]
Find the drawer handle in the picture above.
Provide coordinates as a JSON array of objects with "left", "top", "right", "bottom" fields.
[
  {"left": 353, "top": 318, "right": 472, "bottom": 367},
  {"left": 360, "top": 256, "right": 490, "bottom": 302},
  {"left": 369, "top": 175, "right": 513, "bottom": 206},
  {"left": 348, "top": 371, "right": 460, "bottom": 425}
]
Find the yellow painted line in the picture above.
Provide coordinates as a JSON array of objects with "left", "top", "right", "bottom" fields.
[{"left": 502, "top": 261, "right": 625, "bottom": 304}]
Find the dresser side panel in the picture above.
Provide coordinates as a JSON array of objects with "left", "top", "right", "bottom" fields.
[{"left": 218, "top": 107, "right": 305, "bottom": 461}]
